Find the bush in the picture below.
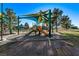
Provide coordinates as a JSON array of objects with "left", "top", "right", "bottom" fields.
[{"left": 71, "top": 26, "right": 78, "bottom": 29}]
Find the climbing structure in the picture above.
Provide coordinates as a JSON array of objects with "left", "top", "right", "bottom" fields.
[{"left": 25, "top": 10, "right": 51, "bottom": 36}]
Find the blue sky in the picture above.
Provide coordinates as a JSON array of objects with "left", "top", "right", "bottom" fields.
[{"left": 0, "top": 3, "right": 79, "bottom": 27}]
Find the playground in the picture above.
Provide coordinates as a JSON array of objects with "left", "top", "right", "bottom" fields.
[{"left": 0, "top": 3, "right": 79, "bottom": 56}]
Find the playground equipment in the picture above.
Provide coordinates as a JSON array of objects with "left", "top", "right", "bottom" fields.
[
  {"left": 31, "top": 24, "right": 49, "bottom": 36},
  {"left": 26, "top": 10, "right": 52, "bottom": 37},
  {"left": 17, "top": 9, "right": 52, "bottom": 37}
]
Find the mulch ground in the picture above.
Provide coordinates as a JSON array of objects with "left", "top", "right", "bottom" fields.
[{"left": 0, "top": 33, "right": 79, "bottom": 56}]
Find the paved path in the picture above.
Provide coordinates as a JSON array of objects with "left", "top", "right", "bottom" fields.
[{"left": 0, "top": 33, "right": 26, "bottom": 46}]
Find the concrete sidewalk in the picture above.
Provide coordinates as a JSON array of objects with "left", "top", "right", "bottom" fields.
[{"left": 0, "top": 33, "right": 26, "bottom": 46}]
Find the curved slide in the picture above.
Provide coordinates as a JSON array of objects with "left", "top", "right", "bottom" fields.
[
  {"left": 42, "top": 30, "right": 48, "bottom": 36},
  {"left": 37, "top": 26, "right": 48, "bottom": 36}
]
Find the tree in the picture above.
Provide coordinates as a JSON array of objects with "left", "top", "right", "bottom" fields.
[
  {"left": 0, "top": 12, "right": 8, "bottom": 34},
  {"left": 61, "top": 15, "right": 71, "bottom": 30},
  {"left": 52, "top": 8, "right": 63, "bottom": 32},
  {"left": 5, "top": 8, "right": 16, "bottom": 34},
  {"left": 18, "top": 24, "right": 24, "bottom": 31},
  {"left": 71, "top": 24, "right": 78, "bottom": 29},
  {"left": 24, "top": 22, "right": 29, "bottom": 30}
]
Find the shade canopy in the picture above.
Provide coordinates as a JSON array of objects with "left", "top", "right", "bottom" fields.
[{"left": 22, "top": 10, "right": 48, "bottom": 24}]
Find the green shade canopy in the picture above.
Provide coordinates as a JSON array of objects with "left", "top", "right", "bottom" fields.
[{"left": 23, "top": 10, "right": 48, "bottom": 23}]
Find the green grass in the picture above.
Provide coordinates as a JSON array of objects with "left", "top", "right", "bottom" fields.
[{"left": 59, "top": 29, "right": 79, "bottom": 46}]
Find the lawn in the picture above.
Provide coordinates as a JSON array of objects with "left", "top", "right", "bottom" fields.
[{"left": 59, "top": 29, "right": 79, "bottom": 47}]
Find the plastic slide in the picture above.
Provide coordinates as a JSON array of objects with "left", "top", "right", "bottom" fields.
[
  {"left": 42, "top": 30, "right": 48, "bottom": 36},
  {"left": 37, "top": 26, "right": 48, "bottom": 36}
]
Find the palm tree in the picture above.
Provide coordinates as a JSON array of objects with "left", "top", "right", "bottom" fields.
[
  {"left": 52, "top": 8, "right": 63, "bottom": 32},
  {"left": 61, "top": 15, "right": 71, "bottom": 30},
  {"left": 5, "top": 8, "right": 16, "bottom": 34}
]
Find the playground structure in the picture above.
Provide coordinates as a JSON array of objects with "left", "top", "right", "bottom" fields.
[
  {"left": 17, "top": 9, "right": 52, "bottom": 37},
  {"left": 0, "top": 3, "right": 63, "bottom": 40}
]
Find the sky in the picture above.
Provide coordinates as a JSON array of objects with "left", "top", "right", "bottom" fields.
[{"left": 0, "top": 3, "right": 79, "bottom": 27}]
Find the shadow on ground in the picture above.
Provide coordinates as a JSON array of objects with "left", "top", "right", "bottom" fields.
[{"left": 0, "top": 32, "right": 79, "bottom": 56}]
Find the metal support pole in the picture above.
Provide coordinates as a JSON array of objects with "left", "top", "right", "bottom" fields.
[
  {"left": 17, "top": 16, "right": 19, "bottom": 35},
  {"left": 48, "top": 9, "right": 51, "bottom": 38},
  {"left": 0, "top": 3, "right": 3, "bottom": 41}
]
